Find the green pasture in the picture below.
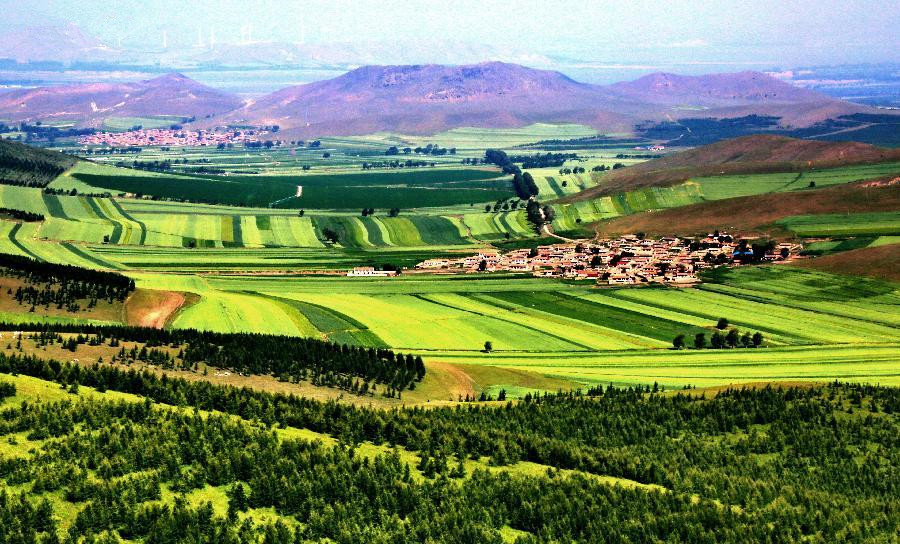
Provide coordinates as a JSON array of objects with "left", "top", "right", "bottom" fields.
[
  {"left": 101, "top": 115, "right": 187, "bottom": 132},
  {"left": 778, "top": 212, "right": 900, "bottom": 236}
]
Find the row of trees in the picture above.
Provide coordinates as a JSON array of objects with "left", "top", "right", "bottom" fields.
[
  {"left": 386, "top": 144, "right": 456, "bottom": 156},
  {"left": 0, "top": 207, "right": 43, "bottom": 222},
  {"left": 361, "top": 159, "right": 435, "bottom": 169},
  {"left": 673, "top": 330, "right": 764, "bottom": 350},
  {"left": 1, "top": 321, "right": 425, "bottom": 390},
  {"left": 507, "top": 152, "right": 577, "bottom": 169}
]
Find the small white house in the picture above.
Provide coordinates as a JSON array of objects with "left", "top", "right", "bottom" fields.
[{"left": 347, "top": 267, "right": 396, "bottom": 277}]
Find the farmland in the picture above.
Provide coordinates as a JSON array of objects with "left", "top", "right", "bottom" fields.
[
  {"left": 70, "top": 168, "right": 512, "bottom": 209},
  {"left": 0, "top": 129, "right": 894, "bottom": 398},
  {"left": 116, "top": 266, "right": 900, "bottom": 389}
]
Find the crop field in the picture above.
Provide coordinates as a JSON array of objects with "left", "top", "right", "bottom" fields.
[
  {"left": 551, "top": 161, "right": 900, "bottom": 229},
  {"left": 552, "top": 182, "right": 705, "bottom": 230},
  {"left": 694, "top": 162, "right": 900, "bottom": 200},
  {"left": 108, "top": 267, "right": 900, "bottom": 389},
  {"left": 70, "top": 167, "right": 511, "bottom": 209},
  {"left": 777, "top": 211, "right": 900, "bottom": 236},
  {"left": 100, "top": 115, "right": 188, "bottom": 131}
]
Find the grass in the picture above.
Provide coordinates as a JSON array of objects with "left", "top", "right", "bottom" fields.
[
  {"left": 793, "top": 243, "right": 900, "bottom": 283},
  {"left": 778, "top": 211, "right": 900, "bottom": 236}
]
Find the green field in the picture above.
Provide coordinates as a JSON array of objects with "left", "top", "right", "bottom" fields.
[
  {"left": 119, "top": 266, "right": 900, "bottom": 388},
  {"left": 71, "top": 168, "right": 512, "bottom": 209},
  {"left": 778, "top": 211, "right": 900, "bottom": 236},
  {"left": 0, "top": 128, "right": 890, "bottom": 394}
]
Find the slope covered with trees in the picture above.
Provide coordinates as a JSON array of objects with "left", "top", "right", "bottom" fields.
[
  {"left": 0, "top": 352, "right": 897, "bottom": 542},
  {"left": 0, "top": 138, "right": 76, "bottom": 187}
]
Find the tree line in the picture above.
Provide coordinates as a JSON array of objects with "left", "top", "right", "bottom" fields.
[
  {"left": 0, "top": 208, "right": 44, "bottom": 222},
  {"left": 1, "top": 321, "right": 425, "bottom": 391}
]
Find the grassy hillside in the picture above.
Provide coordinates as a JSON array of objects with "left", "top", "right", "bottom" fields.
[
  {"left": 793, "top": 243, "right": 900, "bottom": 282},
  {"left": 593, "top": 178, "right": 900, "bottom": 237},
  {"left": 0, "top": 365, "right": 895, "bottom": 541},
  {"left": 563, "top": 135, "right": 900, "bottom": 201}
]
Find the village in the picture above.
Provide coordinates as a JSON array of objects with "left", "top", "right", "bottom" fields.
[
  {"left": 411, "top": 232, "right": 799, "bottom": 285},
  {"left": 78, "top": 128, "right": 270, "bottom": 147}
]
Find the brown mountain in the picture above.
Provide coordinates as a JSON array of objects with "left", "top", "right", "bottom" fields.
[
  {"left": 215, "top": 61, "right": 633, "bottom": 137},
  {"left": 562, "top": 135, "right": 900, "bottom": 202},
  {"left": 215, "top": 62, "right": 867, "bottom": 137},
  {"left": 0, "top": 73, "right": 243, "bottom": 126}
]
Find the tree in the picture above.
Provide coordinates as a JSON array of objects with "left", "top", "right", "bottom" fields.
[
  {"left": 716, "top": 317, "right": 729, "bottom": 330},
  {"left": 710, "top": 332, "right": 724, "bottom": 349},
  {"left": 672, "top": 334, "right": 685, "bottom": 350},
  {"left": 726, "top": 328, "right": 740, "bottom": 348},
  {"left": 752, "top": 331, "right": 764, "bottom": 347},
  {"left": 478, "top": 259, "right": 487, "bottom": 272},
  {"left": 483, "top": 341, "right": 493, "bottom": 353},
  {"left": 694, "top": 333, "right": 706, "bottom": 349},
  {"left": 227, "top": 483, "right": 249, "bottom": 518}
]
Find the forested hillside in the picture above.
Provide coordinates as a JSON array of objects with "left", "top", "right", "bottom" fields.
[
  {"left": 0, "top": 356, "right": 896, "bottom": 542},
  {"left": 0, "top": 139, "right": 76, "bottom": 187}
]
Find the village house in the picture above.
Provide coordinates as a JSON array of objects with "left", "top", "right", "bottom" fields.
[
  {"left": 347, "top": 267, "right": 397, "bottom": 277},
  {"left": 414, "top": 232, "right": 794, "bottom": 286}
]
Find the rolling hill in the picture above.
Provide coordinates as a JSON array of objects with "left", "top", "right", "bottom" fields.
[
  {"left": 213, "top": 62, "right": 869, "bottom": 137},
  {"left": 563, "top": 135, "right": 900, "bottom": 201},
  {"left": 0, "top": 73, "right": 243, "bottom": 126},
  {"left": 793, "top": 243, "right": 900, "bottom": 282},
  {"left": 592, "top": 176, "right": 900, "bottom": 237}
]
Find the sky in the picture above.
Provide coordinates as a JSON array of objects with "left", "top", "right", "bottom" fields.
[{"left": 2, "top": 0, "right": 899, "bottom": 68}]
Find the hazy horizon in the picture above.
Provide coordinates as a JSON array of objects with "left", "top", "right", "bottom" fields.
[{"left": 1, "top": 0, "right": 897, "bottom": 70}]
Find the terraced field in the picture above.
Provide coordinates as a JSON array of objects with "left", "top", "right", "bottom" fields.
[{"left": 552, "top": 161, "right": 900, "bottom": 229}]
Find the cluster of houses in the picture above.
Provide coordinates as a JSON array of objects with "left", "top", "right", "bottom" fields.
[
  {"left": 634, "top": 145, "right": 667, "bottom": 151},
  {"left": 78, "top": 128, "right": 266, "bottom": 147},
  {"left": 415, "top": 233, "right": 798, "bottom": 285}
]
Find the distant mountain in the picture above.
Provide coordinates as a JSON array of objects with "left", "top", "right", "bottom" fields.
[
  {"left": 562, "top": 134, "right": 900, "bottom": 201},
  {"left": 214, "top": 62, "right": 871, "bottom": 137},
  {"left": 215, "top": 61, "right": 634, "bottom": 137},
  {"left": 607, "top": 71, "right": 827, "bottom": 105},
  {"left": 0, "top": 23, "right": 118, "bottom": 63},
  {"left": 0, "top": 73, "right": 243, "bottom": 126}
]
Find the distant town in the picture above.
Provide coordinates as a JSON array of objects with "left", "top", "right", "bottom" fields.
[
  {"left": 412, "top": 233, "right": 799, "bottom": 285},
  {"left": 78, "top": 128, "right": 273, "bottom": 148}
]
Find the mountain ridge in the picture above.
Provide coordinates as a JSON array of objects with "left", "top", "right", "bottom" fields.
[
  {"left": 0, "top": 62, "right": 881, "bottom": 136},
  {"left": 0, "top": 73, "right": 243, "bottom": 126},
  {"left": 215, "top": 62, "right": 872, "bottom": 137}
]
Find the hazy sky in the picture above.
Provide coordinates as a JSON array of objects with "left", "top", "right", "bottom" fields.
[{"left": 3, "top": 0, "right": 899, "bottom": 67}]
